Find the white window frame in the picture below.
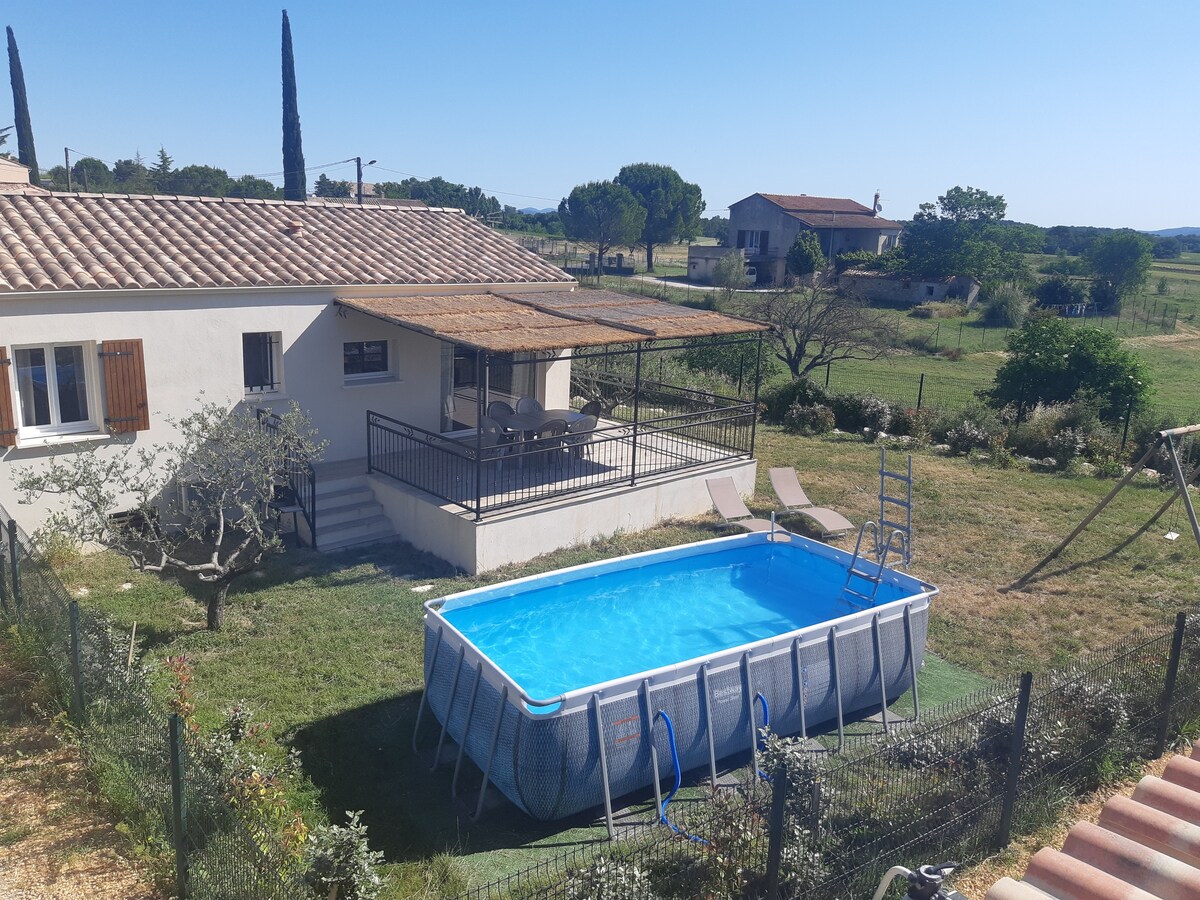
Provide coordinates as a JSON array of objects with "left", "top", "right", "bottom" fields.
[
  {"left": 343, "top": 339, "right": 393, "bottom": 383},
  {"left": 11, "top": 341, "right": 102, "bottom": 439},
  {"left": 243, "top": 331, "right": 284, "bottom": 396},
  {"left": 744, "top": 230, "right": 760, "bottom": 251}
]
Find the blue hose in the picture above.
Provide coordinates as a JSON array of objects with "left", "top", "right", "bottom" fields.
[
  {"left": 754, "top": 692, "right": 771, "bottom": 782},
  {"left": 653, "top": 710, "right": 707, "bottom": 844}
]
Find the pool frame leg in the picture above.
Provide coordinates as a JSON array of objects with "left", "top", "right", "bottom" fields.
[
  {"left": 792, "top": 637, "right": 808, "bottom": 741},
  {"left": 830, "top": 625, "right": 845, "bottom": 752},
  {"left": 872, "top": 614, "right": 890, "bottom": 735},
  {"left": 700, "top": 663, "right": 718, "bottom": 785},
  {"left": 472, "top": 685, "right": 507, "bottom": 821},
  {"left": 641, "top": 679, "right": 664, "bottom": 818},
  {"left": 432, "top": 645, "right": 466, "bottom": 770},
  {"left": 590, "top": 693, "right": 615, "bottom": 839},
  {"left": 451, "top": 662, "right": 483, "bottom": 799},
  {"left": 412, "top": 625, "right": 444, "bottom": 754},
  {"left": 741, "top": 652, "right": 760, "bottom": 774},
  {"left": 904, "top": 604, "right": 921, "bottom": 724}
]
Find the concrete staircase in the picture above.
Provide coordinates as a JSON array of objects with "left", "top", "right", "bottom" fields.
[{"left": 311, "top": 469, "right": 395, "bottom": 552}]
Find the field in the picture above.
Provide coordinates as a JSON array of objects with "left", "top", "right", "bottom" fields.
[{"left": 61, "top": 427, "right": 1200, "bottom": 896}]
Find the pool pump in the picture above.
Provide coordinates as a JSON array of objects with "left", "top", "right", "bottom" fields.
[{"left": 870, "top": 861, "right": 967, "bottom": 900}]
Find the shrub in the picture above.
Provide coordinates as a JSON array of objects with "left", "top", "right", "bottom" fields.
[
  {"left": 890, "top": 407, "right": 936, "bottom": 446},
  {"left": 304, "top": 811, "right": 385, "bottom": 900},
  {"left": 1047, "top": 427, "right": 1087, "bottom": 469},
  {"left": 946, "top": 421, "right": 991, "bottom": 454},
  {"left": 759, "top": 378, "right": 829, "bottom": 424},
  {"left": 982, "top": 282, "right": 1031, "bottom": 327},
  {"left": 565, "top": 856, "right": 660, "bottom": 900},
  {"left": 1035, "top": 274, "right": 1088, "bottom": 309},
  {"left": 829, "top": 392, "right": 893, "bottom": 433},
  {"left": 783, "top": 403, "right": 835, "bottom": 435}
]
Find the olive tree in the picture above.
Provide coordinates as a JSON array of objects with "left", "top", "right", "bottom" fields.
[
  {"left": 711, "top": 248, "right": 751, "bottom": 306},
  {"left": 16, "top": 401, "right": 324, "bottom": 631}
]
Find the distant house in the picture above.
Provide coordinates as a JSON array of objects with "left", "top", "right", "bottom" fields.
[
  {"left": 690, "top": 193, "right": 903, "bottom": 285},
  {"left": 838, "top": 270, "right": 981, "bottom": 307},
  {"left": 0, "top": 161, "right": 763, "bottom": 573}
]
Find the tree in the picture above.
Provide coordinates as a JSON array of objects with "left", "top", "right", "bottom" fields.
[
  {"left": 1086, "top": 230, "right": 1152, "bottom": 305},
  {"left": 169, "top": 164, "right": 232, "bottom": 197},
  {"left": 6, "top": 27, "right": 39, "bottom": 184},
  {"left": 150, "top": 147, "right": 174, "bottom": 192},
  {"left": 1034, "top": 274, "right": 1088, "bottom": 308},
  {"left": 740, "top": 277, "right": 894, "bottom": 379},
  {"left": 228, "top": 174, "right": 282, "bottom": 200},
  {"left": 15, "top": 402, "right": 325, "bottom": 631},
  {"left": 711, "top": 249, "right": 750, "bottom": 305},
  {"left": 71, "top": 158, "right": 115, "bottom": 192},
  {"left": 113, "top": 156, "right": 153, "bottom": 193},
  {"left": 557, "top": 181, "right": 646, "bottom": 276},
  {"left": 899, "top": 185, "right": 1026, "bottom": 281},
  {"left": 313, "top": 173, "right": 351, "bottom": 198},
  {"left": 614, "top": 163, "right": 704, "bottom": 271},
  {"left": 785, "top": 231, "right": 826, "bottom": 281},
  {"left": 987, "top": 317, "right": 1150, "bottom": 421},
  {"left": 281, "top": 10, "right": 306, "bottom": 201}
]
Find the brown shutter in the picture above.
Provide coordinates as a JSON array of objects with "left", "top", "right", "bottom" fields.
[
  {"left": 736, "top": 230, "right": 746, "bottom": 249},
  {"left": 0, "top": 347, "right": 15, "bottom": 447},
  {"left": 760, "top": 230, "right": 769, "bottom": 254},
  {"left": 100, "top": 339, "right": 150, "bottom": 433}
]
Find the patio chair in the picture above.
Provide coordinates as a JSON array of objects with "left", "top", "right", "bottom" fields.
[
  {"left": 563, "top": 414, "right": 597, "bottom": 460},
  {"left": 477, "top": 416, "right": 510, "bottom": 471},
  {"left": 706, "top": 477, "right": 788, "bottom": 536},
  {"left": 534, "top": 418, "right": 567, "bottom": 466},
  {"left": 767, "top": 467, "right": 854, "bottom": 536},
  {"left": 486, "top": 400, "right": 514, "bottom": 419},
  {"left": 516, "top": 396, "right": 544, "bottom": 415},
  {"left": 579, "top": 399, "right": 603, "bottom": 419}
]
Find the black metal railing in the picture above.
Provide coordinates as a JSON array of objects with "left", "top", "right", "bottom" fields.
[
  {"left": 365, "top": 398, "right": 755, "bottom": 520},
  {"left": 256, "top": 408, "right": 318, "bottom": 546}
]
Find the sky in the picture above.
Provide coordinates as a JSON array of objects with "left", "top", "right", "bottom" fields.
[{"left": 3, "top": 0, "right": 1197, "bottom": 230}]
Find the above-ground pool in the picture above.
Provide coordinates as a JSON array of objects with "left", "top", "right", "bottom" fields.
[{"left": 416, "top": 531, "right": 937, "bottom": 823}]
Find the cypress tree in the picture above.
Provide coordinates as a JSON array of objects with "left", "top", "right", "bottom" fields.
[
  {"left": 6, "top": 27, "right": 39, "bottom": 185},
  {"left": 281, "top": 10, "right": 306, "bottom": 201}
]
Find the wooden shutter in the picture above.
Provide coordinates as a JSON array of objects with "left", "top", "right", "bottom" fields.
[
  {"left": 99, "top": 339, "right": 150, "bottom": 433},
  {"left": 760, "top": 231, "right": 769, "bottom": 254},
  {"left": 736, "top": 230, "right": 746, "bottom": 249},
  {"left": 0, "top": 347, "right": 15, "bottom": 447}
]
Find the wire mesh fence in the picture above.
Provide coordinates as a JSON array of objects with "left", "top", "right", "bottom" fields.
[
  {"left": 0, "top": 507, "right": 306, "bottom": 900},
  {"left": 451, "top": 613, "right": 1199, "bottom": 900}
]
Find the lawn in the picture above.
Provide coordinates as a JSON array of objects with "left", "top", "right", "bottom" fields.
[{"left": 60, "top": 428, "right": 1200, "bottom": 896}]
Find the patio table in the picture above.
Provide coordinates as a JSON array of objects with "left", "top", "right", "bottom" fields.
[{"left": 494, "top": 409, "right": 586, "bottom": 436}]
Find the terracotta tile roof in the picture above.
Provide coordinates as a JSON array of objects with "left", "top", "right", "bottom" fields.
[
  {"left": 787, "top": 210, "right": 903, "bottom": 230},
  {"left": 756, "top": 193, "right": 875, "bottom": 214},
  {"left": 985, "top": 740, "right": 1200, "bottom": 899},
  {"left": 337, "top": 289, "right": 766, "bottom": 353},
  {"left": 0, "top": 193, "right": 570, "bottom": 294}
]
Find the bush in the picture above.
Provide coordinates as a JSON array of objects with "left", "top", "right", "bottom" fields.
[
  {"left": 783, "top": 403, "right": 835, "bottom": 435},
  {"left": 828, "top": 392, "right": 893, "bottom": 433},
  {"left": 304, "top": 812, "right": 385, "bottom": 900},
  {"left": 982, "top": 282, "right": 1031, "bottom": 327},
  {"left": 890, "top": 407, "right": 937, "bottom": 446},
  {"left": 759, "top": 378, "right": 829, "bottom": 425},
  {"left": 565, "top": 856, "right": 661, "bottom": 900},
  {"left": 946, "top": 421, "right": 991, "bottom": 454}
]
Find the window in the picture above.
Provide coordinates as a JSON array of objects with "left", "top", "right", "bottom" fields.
[
  {"left": 343, "top": 340, "right": 389, "bottom": 378},
  {"left": 12, "top": 343, "right": 97, "bottom": 437},
  {"left": 243, "top": 332, "right": 282, "bottom": 394}
]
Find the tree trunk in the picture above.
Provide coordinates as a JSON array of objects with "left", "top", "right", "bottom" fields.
[
  {"left": 646, "top": 242, "right": 655, "bottom": 273},
  {"left": 207, "top": 581, "right": 229, "bottom": 631}
]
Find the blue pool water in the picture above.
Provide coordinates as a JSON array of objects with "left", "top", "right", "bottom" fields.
[{"left": 441, "top": 541, "right": 908, "bottom": 701}]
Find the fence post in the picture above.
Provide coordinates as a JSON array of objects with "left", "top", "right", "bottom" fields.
[
  {"left": 996, "top": 671, "right": 1033, "bottom": 848},
  {"left": 7, "top": 519, "right": 20, "bottom": 616},
  {"left": 824, "top": 362, "right": 831, "bottom": 390},
  {"left": 0, "top": 531, "right": 9, "bottom": 616},
  {"left": 916, "top": 373, "right": 925, "bottom": 410},
  {"left": 1155, "top": 613, "right": 1188, "bottom": 758},
  {"left": 1120, "top": 396, "right": 1135, "bottom": 452},
  {"left": 764, "top": 766, "right": 790, "bottom": 898},
  {"left": 169, "top": 714, "right": 189, "bottom": 899},
  {"left": 68, "top": 600, "right": 87, "bottom": 722}
]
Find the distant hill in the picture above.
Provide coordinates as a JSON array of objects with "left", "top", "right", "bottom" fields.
[
  {"left": 518, "top": 207, "right": 557, "bottom": 215},
  {"left": 1148, "top": 227, "right": 1200, "bottom": 237}
]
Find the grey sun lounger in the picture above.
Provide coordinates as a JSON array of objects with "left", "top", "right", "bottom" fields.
[
  {"left": 768, "top": 467, "right": 855, "bottom": 536},
  {"left": 706, "top": 477, "right": 789, "bottom": 537}
]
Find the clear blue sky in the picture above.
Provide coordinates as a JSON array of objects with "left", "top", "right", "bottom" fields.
[{"left": 5, "top": 0, "right": 1197, "bottom": 230}]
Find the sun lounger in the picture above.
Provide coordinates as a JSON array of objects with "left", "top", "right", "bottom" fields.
[
  {"left": 706, "top": 477, "right": 789, "bottom": 537},
  {"left": 768, "top": 467, "right": 854, "bottom": 536}
]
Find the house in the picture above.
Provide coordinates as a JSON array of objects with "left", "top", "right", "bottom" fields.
[
  {"left": 0, "top": 162, "right": 764, "bottom": 573},
  {"left": 838, "top": 270, "right": 981, "bottom": 306},
  {"left": 690, "top": 193, "right": 902, "bottom": 285}
]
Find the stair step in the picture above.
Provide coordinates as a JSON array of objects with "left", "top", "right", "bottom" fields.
[
  {"left": 316, "top": 485, "right": 374, "bottom": 507},
  {"left": 318, "top": 500, "right": 385, "bottom": 527}
]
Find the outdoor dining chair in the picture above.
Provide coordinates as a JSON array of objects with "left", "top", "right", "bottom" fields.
[
  {"left": 534, "top": 418, "right": 567, "bottom": 466},
  {"left": 563, "top": 414, "right": 597, "bottom": 461},
  {"left": 486, "top": 400, "right": 514, "bottom": 419},
  {"left": 516, "top": 396, "right": 544, "bottom": 415}
]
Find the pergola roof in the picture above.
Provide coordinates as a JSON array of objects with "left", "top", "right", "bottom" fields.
[{"left": 336, "top": 289, "right": 766, "bottom": 353}]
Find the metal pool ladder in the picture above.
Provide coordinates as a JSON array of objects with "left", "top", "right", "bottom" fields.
[{"left": 843, "top": 521, "right": 909, "bottom": 606}]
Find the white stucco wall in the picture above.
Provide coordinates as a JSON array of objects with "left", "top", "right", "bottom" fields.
[{"left": 0, "top": 282, "right": 573, "bottom": 532}]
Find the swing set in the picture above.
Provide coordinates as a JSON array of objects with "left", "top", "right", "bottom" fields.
[{"left": 1006, "top": 423, "right": 1200, "bottom": 591}]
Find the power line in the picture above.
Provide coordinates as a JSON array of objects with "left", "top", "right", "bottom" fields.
[{"left": 365, "top": 163, "right": 561, "bottom": 205}]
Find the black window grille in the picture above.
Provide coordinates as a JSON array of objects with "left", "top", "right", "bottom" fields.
[
  {"left": 344, "top": 340, "right": 388, "bottom": 377},
  {"left": 243, "top": 332, "right": 280, "bottom": 392}
]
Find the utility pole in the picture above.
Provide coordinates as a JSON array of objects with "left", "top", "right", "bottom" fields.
[
  {"left": 355, "top": 157, "right": 376, "bottom": 205},
  {"left": 64, "top": 147, "right": 72, "bottom": 191}
]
